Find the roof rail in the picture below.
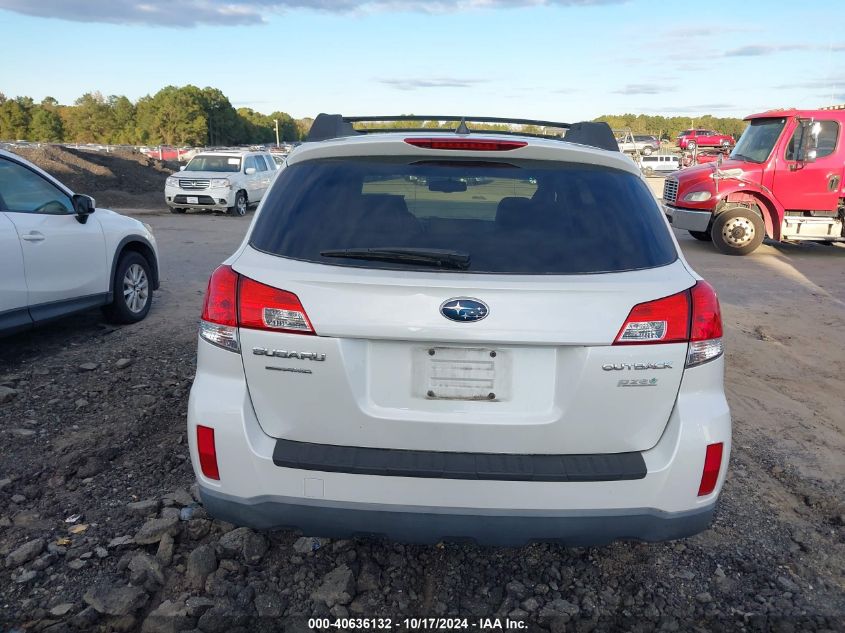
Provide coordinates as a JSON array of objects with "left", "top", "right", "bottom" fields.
[{"left": 306, "top": 114, "right": 619, "bottom": 152}]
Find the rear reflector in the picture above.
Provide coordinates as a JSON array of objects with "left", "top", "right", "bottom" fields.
[
  {"left": 196, "top": 425, "right": 220, "bottom": 480},
  {"left": 404, "top": 138, "right": 528, "bottom": 151},
  {"left": 697, "top": 442, "right": 723, "bottom": 496}
]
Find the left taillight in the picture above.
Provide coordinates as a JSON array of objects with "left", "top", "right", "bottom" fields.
[
  {"left": 200, "top": 265, "right": 240, "bottom": 352},
  {"left": 199, "top": 264, "right": 314, "bottom": 352}
]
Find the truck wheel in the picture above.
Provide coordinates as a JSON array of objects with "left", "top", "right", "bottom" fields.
[
  {"left": 170, "top": 207, "right": 186, "bottom": 214},
  {"left": 642, "top": 146, "right": 653, "bottom": 156},
  {"left": 688, "top": 230, "right": 712, "bottom": 241},
  {"left": 687, "top": 141, "right": 697, "bottom": 150},
  {"left": 711, "top": 207, "right": 765, "bottom": 255},
  {"left": 228, "top": 190, "right": 247, "bottom": 216},
  {"left": 103, "top": 251, "right": 153, "bottom": 324},
  {"left": 644, "top": 167, "right": 655, "bottom": 177}
]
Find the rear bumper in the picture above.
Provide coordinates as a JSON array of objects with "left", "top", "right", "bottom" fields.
[
  {"left": 188, "top": 339, "right": 731, "bottom": 545},
  {"left": 199, "top": 486, "right": 716, "bottom": 546},
  {"left": 664, "top": 205, "right": 712, "bottom": 232}
]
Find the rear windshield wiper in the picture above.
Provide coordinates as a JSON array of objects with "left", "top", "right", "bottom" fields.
[{"left": 319, "top": 247, "right": 471, "bottom": 270}]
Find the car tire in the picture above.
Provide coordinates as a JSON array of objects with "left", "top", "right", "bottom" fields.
[
  {"left": 644, "top": 167, "right": 655, "bottom": 177},
  {"left": 642, "top": 146, "right": 653, "bottom": 156},
  {"left": 170, "top": 207, "right": 186, "bottom": 214},
  {"left": 711, "top": 207, "right": 765, "bottom": 256},
  {"left": 688, "top": 230, "right": 712, "bottom": 241},
  {"left": 687, "top": 141, "right": 697, "bottom": 150},
  {"left": 228, "top": 190, "right": 247, "bottom": 216},
  {"left": 102, "top": 251, "right": 153, "bottom": 324}
]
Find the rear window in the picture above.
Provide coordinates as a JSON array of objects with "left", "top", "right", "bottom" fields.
[{"left": 249, "top": 157, "right": 677, "bottom": 274}]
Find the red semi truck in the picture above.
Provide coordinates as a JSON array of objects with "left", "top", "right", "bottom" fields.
[{"left": 664, "top": 106, "right": 845, "bottom": 255}]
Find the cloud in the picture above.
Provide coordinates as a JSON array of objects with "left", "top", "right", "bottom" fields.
[
  {"left": 613, "top": 83, "right": 673, "bottom": 95},
  {"left": 662, "top": 24, "right": 756, "bottom": 39},
  {"left": 723, "top": 44, "right": 812, "bottom": 57},
  {"left": 0, "top": 0, "right": 624, "bottom": 27},
  {"left": 380, "top": 77, "right": 485, "bottom": 90},
  {"left": 772, "top": 75, "right": 845, "bottom": 90}
]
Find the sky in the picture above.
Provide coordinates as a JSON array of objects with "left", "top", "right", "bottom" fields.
[{"left": 1, "top": 0, "right": 843, "bottom": 122}]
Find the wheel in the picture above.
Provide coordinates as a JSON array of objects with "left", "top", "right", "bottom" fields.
[
  {"left": 170, "top": 207, "right": 186, "bottom": 214},
  {"left": 687, "top": 141, "right": 697, "bottom": 150},
  {"left": 711, "top": 207, "right": 765, "bottom": 255},
  {"left": 642, "top": 146, "right": 653, "bottom": 156},
  {"left": 721, "top": 140, "right": 731, "bottom": 149},
  {"left": 228, "top": 190, "right": 247, "bottom": 216},
  {"left": 644, "top": 167, "right": 655, "bottom": 177},
  {"left": 688, "top": 230, "right": 712, "bottom": 241},
  {"left": 103, "top": 251, "right": 153, "bottom": 323}
]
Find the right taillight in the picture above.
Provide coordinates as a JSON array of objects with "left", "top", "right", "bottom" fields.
[
  {"left": 614, "top": 281, "right": 723, "bottom": 367},
  {"left": 686, "top": 281, "right": 723, "bottom": 367},
  {"left": 199, "top": 264, "right": 314, "bottom": 352}
]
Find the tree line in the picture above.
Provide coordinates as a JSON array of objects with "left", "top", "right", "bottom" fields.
[
  {"left": 0, "top": 86, "right": 305, "bottom": 146},
  {"left": 0, "top": 86, "right": 750, "bottom": 146}
]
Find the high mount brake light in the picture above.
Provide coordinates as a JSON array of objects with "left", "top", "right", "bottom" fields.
[
  {"left": 404, "top": 138, "right": 528, "bottom": 151},
  {"left": 614, "top": 281, "right": 724, "bottom": 367},
  {"left": 199, "top": 265, "right": 314, "bottom": 352}
]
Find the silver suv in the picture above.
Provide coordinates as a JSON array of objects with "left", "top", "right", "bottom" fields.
[{"left": 165, "top": 150, "right": 276, "bottom": 216}]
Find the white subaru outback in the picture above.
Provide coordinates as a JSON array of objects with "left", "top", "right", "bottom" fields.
[{"left": 187, "top": 115, "right": 731, "bottom": 545}]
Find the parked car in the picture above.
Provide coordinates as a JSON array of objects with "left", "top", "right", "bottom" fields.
[
  {"left": 165, "top": 150, "right": 277, "bottom": 216},
  {"left": 638, "top": 153, "right": 680, "bottom": 175},
  {"left": 618, "top": 134, "right": 661, "bottom": 155},
  {"left": 665, "top": 106, "right": 845, "bottom": 254},
  {"left": 676, "top": 129, "right": 735, "bottom": 151},
  {"left": 187, "top": 114, "right": 730, "bottom": 545},
  {"left": 0, "top": 149, "right": 159, "bottom": 335}
]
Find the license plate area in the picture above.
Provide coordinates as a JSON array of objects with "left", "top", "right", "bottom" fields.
[
  {"left": 186, "top": 196, "right": 199, "bottom": 204},
  {"left": 413, "top": 346, "right": 511, "bottom": 401}
]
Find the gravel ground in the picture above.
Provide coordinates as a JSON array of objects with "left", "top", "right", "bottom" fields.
[{"left": 1, "top": 210, "right": 843, "bottom": 633}]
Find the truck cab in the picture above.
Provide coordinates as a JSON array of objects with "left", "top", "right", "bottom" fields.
[{"left": 664, "top": 106, "right": 845, "bottom": 255}]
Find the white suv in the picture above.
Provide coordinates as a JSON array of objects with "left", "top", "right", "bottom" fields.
[
  {"left": 187, "top": 115, "right": 731, "bottom": 545},
  {"left": 165, "top": 150, "right": 276, "bottom": 216},
  {"left": 0, "top": 149, "right": 159, "bottom": 335}
]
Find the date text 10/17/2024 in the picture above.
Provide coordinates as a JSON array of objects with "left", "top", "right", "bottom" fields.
[{"left": 308, "top": 618, "right": 528, "bottom": 630}]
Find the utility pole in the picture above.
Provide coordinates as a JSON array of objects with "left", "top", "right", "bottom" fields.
[{"left": 274, "top": 119, "right": 280, "bottom": 148}]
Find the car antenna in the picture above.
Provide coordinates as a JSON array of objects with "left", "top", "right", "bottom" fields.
[{"left": 455, "top": 118, "right": 471, "bottom": 136}]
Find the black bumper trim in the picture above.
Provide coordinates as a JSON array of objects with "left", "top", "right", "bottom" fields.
[
  {"left": 199, "top": 487, "right": 715, "bottom": 546},
  {"left": 271, "top": 438, "right": 646, "bottom": 482}
]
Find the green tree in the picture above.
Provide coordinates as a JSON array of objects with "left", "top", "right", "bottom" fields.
[
  {"left": 0, "top": 97, "right": 33, "bottom": 140},
  {"left": 29, "top": 107, "right": 64, "bottom": 141},
  {"left": 136, "top": 86, "right": 207, "bottom": 146}
]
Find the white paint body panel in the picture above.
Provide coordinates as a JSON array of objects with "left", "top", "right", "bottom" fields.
[
  {"left": 0, "top": 212, "right": 28, "bottom": 312},
  {"left": 7, "top": 212, "right": 108, "bottom": 305}
]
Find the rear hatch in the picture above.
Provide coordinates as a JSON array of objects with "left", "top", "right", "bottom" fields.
[{"left": 234, "top": 149, "right": 693, "bottom": 455}]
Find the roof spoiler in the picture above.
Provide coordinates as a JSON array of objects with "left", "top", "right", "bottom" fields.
[{"left": 306, "top": 114, "right": 619, "bottom": 152}]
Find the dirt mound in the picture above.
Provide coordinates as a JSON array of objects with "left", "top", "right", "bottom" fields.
[{"left": 11, "top": 145, "right": 176, "bottom": 209}]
